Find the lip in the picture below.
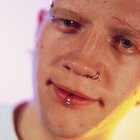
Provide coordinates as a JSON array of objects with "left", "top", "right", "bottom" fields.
[{"left": 52, "top": 81, "right": 99, "bottom": 107}]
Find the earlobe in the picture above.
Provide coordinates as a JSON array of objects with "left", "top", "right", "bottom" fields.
[{"left": 36, "top": 9, "right": 47, "bottom": 36}]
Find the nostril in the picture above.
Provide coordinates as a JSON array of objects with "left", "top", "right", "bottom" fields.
[
  {"left": 83, "top": 75, "right": 93, "bottom": 79},
  {"left": 63, "top": 64, "right": 71, "bottom": 70}
]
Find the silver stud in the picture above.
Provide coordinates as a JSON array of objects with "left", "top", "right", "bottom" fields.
[{"left": 65, "top": 97, "right": 71, "bottom": 107}]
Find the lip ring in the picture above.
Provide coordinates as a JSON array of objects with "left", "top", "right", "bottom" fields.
[
  {"left": 53, "top": 82, "right": 93, "bottom": 100},
  {"left": 52, "top": 82, "right": 99, "bottom": 107}
]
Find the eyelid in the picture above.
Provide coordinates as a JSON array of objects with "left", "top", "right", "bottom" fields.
[
  {"left": 112, "top": 35, "right": 140, "bottom": 54},
  {"left": 113, "top": 35, "right": 136, "bottom": 46},
  {"left": 50, "top": 15, "right": 82, "bottom": 33},
  {"left": 50, "top": 10, "right": 82, "bottom": 24},
  {"left": 50, "top": 8, "right": 88, "bottom": 25},
  {"left": 51, "top": 16, "right": 81, "bottom": 27}
]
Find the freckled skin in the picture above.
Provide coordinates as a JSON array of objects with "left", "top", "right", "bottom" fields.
[{"left": 31, "top": 0, "right": 140, "bottom": 139}]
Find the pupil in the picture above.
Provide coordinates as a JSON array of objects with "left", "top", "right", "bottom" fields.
[
  {"left": 64, "top": 20, "right": 74, "bottom": 27},
  {"left": 64, "top": 20, "right": 80, "bottom": 28},
  {"left": 122, "top": 39, "right": 133, "bottom": 48}
]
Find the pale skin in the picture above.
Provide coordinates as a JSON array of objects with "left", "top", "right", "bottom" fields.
[{"left": 15, "top": 0, "right": 140, "bottom": 140}]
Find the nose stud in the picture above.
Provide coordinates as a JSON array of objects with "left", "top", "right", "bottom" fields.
[{"left": 83, "top": 71, "right": 100, "bottom": 80}]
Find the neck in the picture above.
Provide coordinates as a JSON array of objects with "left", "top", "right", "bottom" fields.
[{"left": 15, "top": 102, "right": 114, "bottom": 140}]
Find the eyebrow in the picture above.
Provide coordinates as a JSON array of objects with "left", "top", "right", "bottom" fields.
[
  {"left": 50, "top": 7, "right": 88, "bottom": 24},
  {"left": 111, "top": 16, "right": 140, "bottom": 38}
]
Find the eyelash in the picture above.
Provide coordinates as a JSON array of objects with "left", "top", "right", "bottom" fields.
[
  {"left": 51, "top": 16, "right": 81, "bottom": 33},
  {"left": 112, "top": 36, "right": 139, "bottom": 54}
]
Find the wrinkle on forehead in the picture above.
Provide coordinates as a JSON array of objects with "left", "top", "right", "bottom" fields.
[{"left": 112, "top": 16, "right": 140, "bottom": 33}]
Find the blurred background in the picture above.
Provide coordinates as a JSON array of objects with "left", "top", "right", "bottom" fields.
[
  {"left": 0, "top": 0, "right": 140, "bottom": 140},
  {"left": 0, "top": 0, "right": 49, "bottom": 104}
]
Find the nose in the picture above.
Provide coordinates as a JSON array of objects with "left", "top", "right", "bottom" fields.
[
  {"left": 61, "top": 30, "right": 107, "bottom": 80},
  {"left": 61, "top": 55, "right": 101, "bottom": 80}
]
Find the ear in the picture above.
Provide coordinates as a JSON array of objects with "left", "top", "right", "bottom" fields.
[
  {"left": 36, "top": 9, "right": 47, "bottom": 34},
  {"left": 38, "top": 9, "right": 46, "bottom": 27}
]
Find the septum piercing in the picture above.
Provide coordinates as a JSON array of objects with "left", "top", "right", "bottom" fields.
[
  {"left": 65, "top": 97, "right": 71, "bottom": 107},
  {"left": 83, "top": 71, "right": 100, "bottom": 80},
  {"left": 92, "top": 71, "right": 100, "bottom": 80}
]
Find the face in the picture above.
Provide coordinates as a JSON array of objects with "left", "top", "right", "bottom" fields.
[{"left": 33, "top": 0, "right": 140, "bottom": 139}]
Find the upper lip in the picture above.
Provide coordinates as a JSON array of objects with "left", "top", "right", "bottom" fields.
[{"left": 52, "top": 81, "right": 98, "bottom": 101}]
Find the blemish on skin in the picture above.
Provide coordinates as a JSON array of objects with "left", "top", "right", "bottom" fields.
[
  {"left": 98, "top": 98, "right": 105, "bottom": 107},
  {"left": 79, "top": 122, "right": 84, "bottom": 128},
  {"left": 46, "top": 79, "right": 52, "bottom": 85},
  {"left": 40, "top": 45, "right": 44, "bottom": 49}
]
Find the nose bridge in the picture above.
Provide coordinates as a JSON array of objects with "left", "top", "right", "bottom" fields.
[
  {"left": 61, "top": 28, "right": 108, "bottom": 79},
  {"left": 80, "top": 29, "right": 105, "bottom": 59},
  {"left": 84, "top": 30, "right": 100, "bottom": 49},
  {"left": 61, "top": 31, "right": 106, "bottom": 78}
]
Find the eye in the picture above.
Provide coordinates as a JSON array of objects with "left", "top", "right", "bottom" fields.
[
  {"left": 51, "top": 16, "right": 81, "bottom": 33},
  {"left": 112, "top": 36, "right": 139, "bottom": 54}
]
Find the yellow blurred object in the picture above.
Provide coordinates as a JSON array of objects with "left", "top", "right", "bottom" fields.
[{"left": 81, "top": 87, "right": 140, "bottom": 140}]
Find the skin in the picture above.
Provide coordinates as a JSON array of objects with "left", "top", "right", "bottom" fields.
[{"left": 17, "top": 0, "right": 140, "bottom": 140}]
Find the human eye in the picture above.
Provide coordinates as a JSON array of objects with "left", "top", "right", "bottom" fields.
[
  {"left": 51, "top": 16, "right": 81, "bottom": 33},
  {"left": 111, "top": 36, "right": 140, "bottom": 54}
]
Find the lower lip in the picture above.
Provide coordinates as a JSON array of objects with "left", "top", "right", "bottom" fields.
[{"left": 52, "top": 84, "right": 96, "bottom": 107}]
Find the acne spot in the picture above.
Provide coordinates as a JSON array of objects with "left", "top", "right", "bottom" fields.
[
  {"left": 40, "top": 45, "right": 44, "bottom": 49},
  {"left": 79, "top": 122, "right": 84, "bottom": 128}
]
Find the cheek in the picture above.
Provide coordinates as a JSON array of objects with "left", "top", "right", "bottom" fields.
[
  {"left": 112, "top": 64, "right": 140, "bottom": 102},
  {"left": 102, "top": 57, "right": 140, "bottom": 109}
]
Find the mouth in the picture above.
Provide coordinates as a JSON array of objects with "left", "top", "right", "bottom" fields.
[{"left": 47, "top": 79, "right": 101, "bottom": 108}]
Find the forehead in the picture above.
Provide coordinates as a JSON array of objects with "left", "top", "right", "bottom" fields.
[{"left": 52, "top": 0, "right": 140, "bottom": 13}]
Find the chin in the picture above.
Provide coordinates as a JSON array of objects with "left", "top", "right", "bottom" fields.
[
  {"left": 46, "top": 124, "right": 87, "bottom": 139},
  {"left": 41, "top": 108, "right": 92, "bottom": 139}
]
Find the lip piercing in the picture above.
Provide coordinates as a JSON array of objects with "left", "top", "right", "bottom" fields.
[
  {"left": 83, "top": 71, "right": 100, "bottom": 80},
  {"left": 65, "top": 97, "right": 71, "bottom": 107}
]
